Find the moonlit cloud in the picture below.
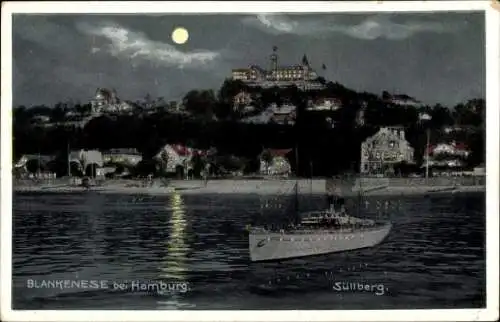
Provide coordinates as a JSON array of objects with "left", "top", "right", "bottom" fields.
[
  {"left": 76, "top": 22, "right": 220, "bottom": 68},
  {"left": 341, "top": 16, "right": 462, "bottom": 40},
  {"left": 255, "top": 14, "right": 299, "bottom": 33},
  {"left": 243, "top": 14, "right": 462, "bottom": 40}
]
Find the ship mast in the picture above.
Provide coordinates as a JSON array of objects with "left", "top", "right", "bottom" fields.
[
  {"left": 294, "top": 144, "right": 299, "bottom": 215},
  {"left": 357, "top": 166, "right": 362, "bottom": 219},
  {"left": 67, "top": 140, "right": 71, "bottom": 177}
]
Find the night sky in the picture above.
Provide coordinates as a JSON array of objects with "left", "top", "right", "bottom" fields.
[{"left": 12, "top": 12, "right": 485, "bottom": 107}]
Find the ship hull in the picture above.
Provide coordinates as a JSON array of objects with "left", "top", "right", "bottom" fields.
[{"left": 248, "top": 223, "right": 392, "bottom": 262}]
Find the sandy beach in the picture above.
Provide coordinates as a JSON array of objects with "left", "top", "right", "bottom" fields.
[{"left": 13, "top": 178, "right": 485, "bottom": 196}]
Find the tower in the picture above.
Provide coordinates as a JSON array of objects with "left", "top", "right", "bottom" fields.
[
  {"left": 301, "top": 54, "right": 310, "bottom": 81},
  {"left": 110, "top": 88, "right": 118, "bottom": 104},
  {"left": 270, "top": 46, "right": 278, "bottom": 74},
  {"left": 301, "top": 54, "right": 309, "bottom": 67}
]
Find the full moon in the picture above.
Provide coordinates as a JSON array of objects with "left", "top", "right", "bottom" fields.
[{"left": 171, "top": 27, "right": 189, "bottom": 44}]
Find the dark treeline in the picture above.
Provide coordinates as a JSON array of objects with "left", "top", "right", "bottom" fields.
[{"left": 13, "top": 79, "right": 485, "bottom": 177}]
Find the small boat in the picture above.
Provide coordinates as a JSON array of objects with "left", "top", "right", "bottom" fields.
[{"left": 248, "top": 173, "right": 392, "bottom": 262}]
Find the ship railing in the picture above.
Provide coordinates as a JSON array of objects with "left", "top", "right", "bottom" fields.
[{"left": 250, "top": 223, "right": 385, "bottom": 235}]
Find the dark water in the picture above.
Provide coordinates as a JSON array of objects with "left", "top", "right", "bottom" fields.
[{"left": 12, "top": 191, "right": 486, "bottom": 310}]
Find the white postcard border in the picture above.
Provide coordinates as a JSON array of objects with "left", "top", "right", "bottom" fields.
[{"left": 1, "top": 1, "right": 498, "bottom": 321}]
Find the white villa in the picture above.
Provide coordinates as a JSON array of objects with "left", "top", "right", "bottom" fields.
[
  {"left": 102, "top": 148, "right": 142, "bottom": 167},
  {"left": 360, "top": 127, "right": 415, "bottom": 175},
  {"left": 91, "top": 88, "right": 133, "bottom": 114},
  {"left": 241, "top": 103, "right": 297, "bottom": 126},
  {"left": 306, "top": 98, "right": 342, "bottom": 111}
]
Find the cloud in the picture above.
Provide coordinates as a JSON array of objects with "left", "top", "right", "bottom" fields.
[
  {"left": 254, "top": 14, "right": 300, "bottom": 33},
  {"left": 76, "top": 22, "right": 220, "bottom": 68},
  {"left": 243, "top": 14, "right": 462, "bottom": 40},
  {"left": 341, "top": 16, "right": 461, "bottom": 40}
]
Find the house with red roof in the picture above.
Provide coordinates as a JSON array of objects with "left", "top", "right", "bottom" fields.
[
  {"left": 424, "top": 141, "right": 470, "bottom": 168},
  {"left": 154, "top": 143, "right": 209, "bottom": 178},
  {"left": 427, "top": 141, "right": 470, "bottom": 158},
  {"left": 259, "top": 148, "right": 293, "bottom": 176}
]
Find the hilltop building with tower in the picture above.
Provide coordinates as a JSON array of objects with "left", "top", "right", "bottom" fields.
[{"left": 231, "top": 47, "right": 326, "bottom": 90}]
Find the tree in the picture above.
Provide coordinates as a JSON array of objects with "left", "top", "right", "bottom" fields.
[
  {"left": 427, "top": 103, "right": 452, "bottom": 128},
  {"left": 213, "top": 101, "right": 233, "bottom": 120},
  {"left": 51, "top": 102, "right": 67, "bottom": 122},
  {"left": 82, "top": 116, "right": 117, "bottom": 149},
  {"left": 466, "top": 98, "right": 485, "bottom": 127},
  {"left": 452, "top": 99, "right": 484, "bottom": 127},
  {"left": 281, "top": 85, "right": 302, "bottom": 106},
  {"left": 243, "top": 157, "right": 260, "bottom": 174},
  {"left": 155, "top": 97, "right": 168, "bottom": 113},
  {"left": 115, "top": 164, "right": 125, "bottom": 175},
  {"left": 158, "top": 149, "right": 170, "bottom": 174},
  {"left": 144, "top": 93, "right": 153, "bottom": 109},
  {"left": 316, "top": 76, "right": 326, "bottom": 85},
  {"left": 182, "top": 89, "right": 217, "bottom": 117},
  {"left": 46, "top": 155, "right": 72, "bottom": 177},
  {"left": 75, "top": 103, "right": 91, "bottom": 116},
  {"left": 260, "top": 149, "right": 273, "bottom": 165},
  {"left": 217, "top": 79, "right": 247, "bottom": 104},
  {"left": 466, "top": 130, "right": 485, "bottom": 167},
  {"left": 26, "top": 159, "right": 43, "bottom": 174},
  {"left": 13, "top": 106, "right": 30, "bottom": 125},
  {"left": 216, "top": 155, "right": 245, "bottom": 173},
  {"left": 133, "top": 159, "right": 160, "bottom": 177},
  {"left": 191, "top": 154, "right": 206, "bottom": 178}
]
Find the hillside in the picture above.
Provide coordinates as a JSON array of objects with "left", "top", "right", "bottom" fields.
[{"left": 12, "top": 79, "right": 485, "bottom": 176}]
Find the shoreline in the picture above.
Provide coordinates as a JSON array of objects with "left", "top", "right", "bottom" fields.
[{"left": 13, "top": 179, "right": 485, "bottom": 197}]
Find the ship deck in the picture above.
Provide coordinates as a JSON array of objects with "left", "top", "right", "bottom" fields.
[{"left": 249, "top": 222, "right": 390, "bottom": 236}]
